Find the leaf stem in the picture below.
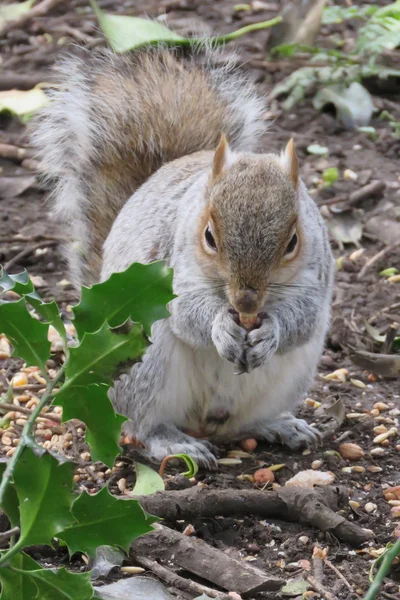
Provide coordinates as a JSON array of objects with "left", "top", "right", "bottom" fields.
[
  {"left": 0, "top": 366, "right": 65, "bottom": 507},
  {"left": 211, "top": 16, "right": 282, "bottom": 44},
  {"left": 363, "top": 539, "right": 400, "bottom": 600}
]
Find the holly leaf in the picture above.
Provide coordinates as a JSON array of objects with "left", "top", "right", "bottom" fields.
[
  {"left": 58, "top": 486, "right": 157, "bottom": 557},
  {"left": 132, "top": 462, "right": 165, "bottom": 496},
  {"left": 0, "top": 463, "right": 19, "bottom": 528},
  {"left": 0, "top": 299, "right": 50, "bottom": 373},
  {"left": 0, "top": 268, "right": 34, "bottom": 296},
  {"left": 0, "top": 553, "right": 94, "bottom": 600},
  {"left": 73, "top": 261, "right": 175, "bottom": 337},
  {"left": 0, "top": 268, "right": 66, "bottom": 340},
  {"left": 55, "top": 384, "right": 127, "bottom": 467},
  {"left": 12, "top": 448, "right": 75, "bottom": 551},
  {"left": 56, "top": 322, "right": 146, "bottom": 394},
  {"left": 0, "top": 553, "right": 38, "bottom": 600}
]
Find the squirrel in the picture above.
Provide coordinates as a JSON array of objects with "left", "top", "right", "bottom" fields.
[{"left": 34, "top": 47, "right": 334, "bottom": 468}]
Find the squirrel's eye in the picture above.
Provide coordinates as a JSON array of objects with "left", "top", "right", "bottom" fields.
[
  {"left": 285, "top": 232, "right": 298, "bottom": 256},
  {"left": 205, "top": 226, "right": 217, "bottom": 251}
]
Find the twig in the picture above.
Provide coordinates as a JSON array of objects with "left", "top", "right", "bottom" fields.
[
  {"left": 357, "top": 242, "right": 400, "bottom": 280},
  {"left": 0, "top": 402, "right": 61, "bottom": 423},
  {"left": 0, "top": 527, "right": 20, "bottom": 545},
  {"left": 307, "top": 575, "right": 337, "bottom": 600},
  {"left": 0, "top": 367, "right": 65, "bottom": 567},
  {"left": 324, "top": 558, "right": 354, "bottom": 593},
  {"left": 319, "top": 181, "right": 386, "bottom": 209},
  {"left": 0, "top": 73, "right": 52, "bottom": 91},
  {"left": 133, "top": 553, "right": 230, "bottom": 599},
  {"left": 0, "top": 0, "right": 65, "bottom": 37},
  {"left": 363, "top": 539, "right": 400, "bottom": 600},
  {"left": 4, "top": 240, "right": 59, "bottom": 271}
]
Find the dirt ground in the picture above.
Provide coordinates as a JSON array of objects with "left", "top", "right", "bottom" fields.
[{"left": 0, "top": 0, "right": 400, "bottom": 598}]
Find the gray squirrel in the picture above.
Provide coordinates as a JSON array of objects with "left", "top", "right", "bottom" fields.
[{"left": 34, "top": 47, "right": 334, "bottom": 468}]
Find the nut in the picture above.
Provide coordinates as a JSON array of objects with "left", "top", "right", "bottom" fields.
[
  {"left": 239, "top": 438, "right": 258, "bottom": 452},
  {"left": 364, "top": 502, "right": 377, "bottom": 514},
  {"left": 253, "top": 468, "right": 275, "bottom": 485},
  {"left": 339, "top": 443, "right": 365, "bottom": 460}
]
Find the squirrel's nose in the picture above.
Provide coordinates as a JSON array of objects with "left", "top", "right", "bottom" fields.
[{"left": 234, "top": 288, "right": 259, "bottom": 314}]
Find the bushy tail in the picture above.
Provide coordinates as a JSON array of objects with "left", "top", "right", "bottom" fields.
[{"left": 33, "top": 47, "right": 265, "bottom": 287}]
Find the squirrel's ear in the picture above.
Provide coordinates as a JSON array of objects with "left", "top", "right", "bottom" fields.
[
  {"left": 212, "top": 133, "right": 235, "bottom": 178},
  {"left": 281, "top": 138, "right": 299, "bottom": 189}
]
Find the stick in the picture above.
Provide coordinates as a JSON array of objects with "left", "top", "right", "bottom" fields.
[
  {"left": 131, "top": 523, "right": 283, "bottom": 596},
  {"left": 319, "top": 181, "right": 385, "bottom": 209},
  {"left": 0, "top": 0, "right": 65, "bottom": 37},
  {"left": 0, "top": 402, "right": 61, "bottom": 423},
  {"left": 0, "top": 73, "right": 52, "bottom": 91},
  {"left": 4, "top": 240, "right": 59, "bottom": 271},
  {"left": 324, "top": 558, "right": 353, "bottom": 593},
  {"left": 357, "top": 242, "right": 400, "bottom": 280},
  {"left": 307, "top": 575, "right": 337, "bottom": 600},
  {"left": 133, "top": 486, "right": 374, "bottom": 546},
  {"left": 0, "top": 527, "right": 20, "bottom": 546},
  {"left": 133, "top": 553, "right": 231, "bottom": 599}
]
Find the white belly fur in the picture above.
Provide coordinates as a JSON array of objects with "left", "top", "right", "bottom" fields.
[{"left": 154, "top": 324, "right": 325, "bottom": 439}]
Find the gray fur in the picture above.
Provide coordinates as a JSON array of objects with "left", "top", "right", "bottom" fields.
[{"left": 34, "top": 47, "right": 334, "bottom": 467}]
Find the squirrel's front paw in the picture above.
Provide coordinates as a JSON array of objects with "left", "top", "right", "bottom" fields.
[
  {"left": 212, "top": 308, "right": 247, "bottom": 371},
  {"left": 244, "top": 316, "right": 279, "bottom": 372}
]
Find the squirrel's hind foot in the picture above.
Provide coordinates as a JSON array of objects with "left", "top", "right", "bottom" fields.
[
  {"left": 241, "top": 412, "right": 321, "bottom": 451},
  {"left": 143, "top": 424, "right": 219, "bottom": 470}
]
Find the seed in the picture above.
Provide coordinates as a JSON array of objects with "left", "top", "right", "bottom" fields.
[
  {"left": 11, "top": 373, "right": 28, "bottom": 387},
  {"left": 73, "top": 474, "right": 81, "bottom": 483},
  {"left": 51, "top": 435, "right": 59, "bottom": 443},
  {"left": 117, "top": 478, "right": 127, "bottom": 492},
  {"left": 12, "top": 438, "right": 19, "bottom": 447},
  {"left": 237, "top": 474, "right": 255, "bottom": 483},
  {"left": 388, "top": 274, "right": 400, "bottom": 283},
  {"left": 183, "top": 524, "right": 195, "bottom": 536},
  {"left": 80, "top": 452, "right": 91, "bottom": 461},
  {"left": 367, "top": 466, "right": 383, "bottom": 473},
  {"left": 339, "top": 443, "right": 365, "bottom": 460},
  {"left": 381, "top": 439, "right": 390, "bottom": 447},
  {"left": 370, "top": 447, "right": 385, "bottom": 457},
  {"left": 2, "top": 446, "right": 12, "bottom": 453},
  {"left": 305, "top": 398, "right": 321, "bottom": 408},
  {"left": 374, "top": 402, "right": 389, "bottom": 411},
  {"left": 373, "top": 429, "right": 397, "bottom": 444},
  {"left": 1, "top": 436, "right": 12, "bottom": 446},
  {"left": 298, "top": 536, "right": 309, "bottom": 544},
  {"left": 26, "top": 399, "right": 38, "bottom": 409},
  {"left": 346, "top": 413, "right": 368, "bottom": 420},
  {"left": 365, "top": 502, "right": 377, "bottom": 513},
  {"left": 6, "top": 448, "right": 15, "bottom": 457},
  {"left": 0, "top": 336, "right": 11, "bottom": 359},
  {"left": 370, "top": 409, "right": 380, "bottom": 417},
  {"left": 253, "top": 468, "right": 275, "bottom": 485},
  {"left": 388, "top": 501, "right": 400, "bottom": 507},
  {"left": 374, "top": 425, "right": 388, "bottom": 434},
  {"left": 311, "top": 460, "right": 323, "bottom": 469},
  {"left": 351, "top": 379, "right": 366, "bottom": 389},
  {"left": 349, "top": 500, "right": 360, "bottom": 509},
  {"left": 324, "top": 368, "right": 348, "bottom": 383},
  {"left": 43, "top": 441, "right": 52, "bottom": 450},
  {"left": 391, "top": 506, "right": 400, "bottom": 518},
  {"left": 31, "top": 372, "right": 46, "bottom": 385},
  {"left": 120, "top": 566, "right": 145, "bottom": 574},
  {"left": 352, "top": 466, "right": 366, "bottom": 473},
  {"left": 15, "top": 418, "right": 27, "bottom": 426}
]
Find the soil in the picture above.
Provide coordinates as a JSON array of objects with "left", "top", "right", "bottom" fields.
[{"left": 0, "top": 0, "right": 400, "bottom": 599}]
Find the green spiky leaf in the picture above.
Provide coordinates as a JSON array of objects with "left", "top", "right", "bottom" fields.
[
  {"left": 0, "top": 553, "right": 94, "bottom": 600},
  {"left": 0, "top": 463, "right": 19, "bottom": 528},
  {"left": 0, "top": 268, "right": 66, "bottom": 340},
  {"left": 55, "top": 384, "right": 127, "bottom": 467},
  {"left": 12, "top": 448, "right": 75, "bottom": 551},
  {"left": 57, "top": 321, "right": 146, "bottom": 391},
  {"left": 0, "top": 298, "right": 50, "bottom": 373},
  {"left": 132, "top": 462, "right": 165, "bottom": 495},
  {"left": 58, "top": 486, "right": 156, "bottom": 557},
  {"left": 73, "top": 262, "right": 175, "bottom": 337}
]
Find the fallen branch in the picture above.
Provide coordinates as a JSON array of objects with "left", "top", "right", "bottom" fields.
[
  {"left": 0, "top": 402, "right": 61, "bottom": 423},
  {"left": 134, "top": 486, "right": 373, "bottom": 546},
  {"left": 319, "top": 180, "right": 386, "bottom": 209},
  {"left": 350, "top": 350, "right": 400, "bottom": 378},
  {"left": 357, "top": 241, "right": 400, "bottom": 280},
  {"left": 131, "top": 523, "right": 283, "bottom": 596},
  {"left": 307, "top": 575, "right": 337, "bottom": 600},
  {"left": 4, "top": 240, "right": 59, "bottom": 271},
  {"left": 0, "top": 0, "right": 65, "bottom": 37}
]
